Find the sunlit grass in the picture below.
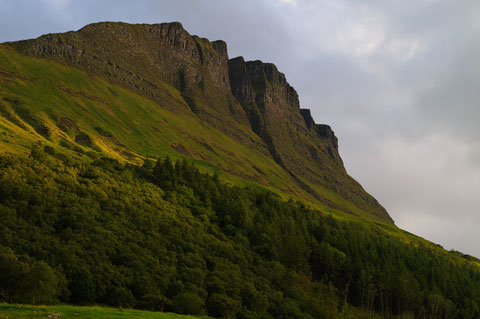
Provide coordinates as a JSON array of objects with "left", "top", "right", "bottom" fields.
[{"left": 0, "top": 304, "right": 210, "bottom": 319}]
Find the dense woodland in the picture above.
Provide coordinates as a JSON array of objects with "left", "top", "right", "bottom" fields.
[{"left": 0, "top": 146, "right": 480, "bottom": 318}]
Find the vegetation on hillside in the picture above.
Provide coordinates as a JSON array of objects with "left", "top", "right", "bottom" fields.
[
  {"left": 0, "top": 147, "right": 479, "bottom": 318},
  {"left": 1, "top": 20, "right": 394, "bottom": 223},
  {"left": 0, "top": 44, "right": 386, "bottom": 223}
]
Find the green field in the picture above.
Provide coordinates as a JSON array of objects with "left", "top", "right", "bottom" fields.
[{"left": 0, "top": 304, "right": 210, "bottom": 319}]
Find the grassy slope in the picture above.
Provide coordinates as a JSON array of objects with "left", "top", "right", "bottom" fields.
[
  {"left": 0, "top": 304, "right": 209, "bottom": 319},
  {"left": 0, "top": 45, "right": 386, "bottom": 223},
  {"left": 0, "top": 46, "right": 285, "bottom": 191},
  {"left": 1, "top": 45, "right": 478, "bottom": 267}
]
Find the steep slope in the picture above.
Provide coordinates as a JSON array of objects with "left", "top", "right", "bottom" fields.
[
  {"left": 9, "top": 22, "right": 252, "bottom": 143},
  {"left": 2, "top": 21, "right": 392, "bottom": 223},
  {"left": 229, "top": 57, "right": 391, "bottom": 222}
]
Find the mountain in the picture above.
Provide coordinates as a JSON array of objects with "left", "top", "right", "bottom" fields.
[
  {"left": 2, "top": 21, "right": 391, "bottom": 223},
  {"left": 1, "top": 22, "right": 480, "bottom": 319}
]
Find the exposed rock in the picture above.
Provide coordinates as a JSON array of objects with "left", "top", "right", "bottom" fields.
[
  {"left": 75, "top": 132, "right": 92, "bottom": 147},
  {"left": 229, "top": 55, "right": 392, "bottom": 223},
  {"left": 58, "top": 117, "right": 79, "bottom": 133},
  {"left": 229, "top": 57, "right": 256, "bottom": 104},
  {"left": 315, "top": 124, "right": 338, "bottom": 150},
  {"left": 300, "top": 108, "right": 315, "bottom": 129},
  {"left": 300, "top": 109, "right": 338, "bottom": 150}
]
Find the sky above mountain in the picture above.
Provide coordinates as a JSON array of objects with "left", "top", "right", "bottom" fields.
[{"left": 1, "top": 0, "right": 479, "bottom": 257}]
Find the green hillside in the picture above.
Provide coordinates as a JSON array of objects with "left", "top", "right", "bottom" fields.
[
  {"left": 0, "top": 44, "right": 383, "bottom": 223},
  {"left": 1, "top": 150, "right": 480, "bottom": 318},
  {"left": 1, "top": 22, "right": 480, "bottom": 318},
  {"left": 4, "top": 22, "right": 393, "bottom": 223}
]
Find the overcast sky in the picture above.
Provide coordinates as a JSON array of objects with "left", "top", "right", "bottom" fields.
[{"left": 1, "top": 0, "right": 479, "bottom": 257}]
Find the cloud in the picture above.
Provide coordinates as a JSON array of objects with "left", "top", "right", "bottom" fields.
[
  {"left": 279, "top": 0, "right": 298, "bottom": 6},
  {"left": 43, "top": 0, "right": 70, "bottom": 8},
  {"left": 344, "top": 131, "right": 480, "bottom": 256}
]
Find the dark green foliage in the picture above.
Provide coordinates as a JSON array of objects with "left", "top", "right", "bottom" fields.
[
  {"left": 0, "top": 245, "right": 28, "bottom": 303},
  {"left": 20, "top": 261, "right": 65, "bottom": 305},
  {"left": 68, "top": 267, "right": 96, "bottom": 304},
  {"left": 0, "top": 246, "right": 65, "bottom": 304},
  {"left": 207, "top": 294, "right": 240, "bottom": 318},
  {"left": 171, "top": 293, "right": 205, "bottom": 315},
  {"left": 0, "top": 150, "right": 479, "bottom": 318},
  {"left": 136, "top": 294, "right": 171, "bottom": 312}
]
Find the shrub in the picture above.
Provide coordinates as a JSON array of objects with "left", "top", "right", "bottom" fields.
[
  {"left": 207, "top": 293, "right": 241, "bottom": 318},
  {"left": 171, "top": 292, "right": 205, "bottom": 315}
]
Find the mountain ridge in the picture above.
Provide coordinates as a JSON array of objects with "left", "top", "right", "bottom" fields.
[{"left": 3, "top": 21, "right": 392, "bottom": 223}]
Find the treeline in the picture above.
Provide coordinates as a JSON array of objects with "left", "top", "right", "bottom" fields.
[{"left": 0, "top": 147, "right": 479, "bottom": 318}]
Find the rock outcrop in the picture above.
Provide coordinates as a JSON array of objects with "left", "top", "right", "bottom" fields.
[
  {"left": 229, "top": 56, "right": 391, "bottom": 222},
  {"left": 10, "top": 22, "right": 250, "bottom": 139}
]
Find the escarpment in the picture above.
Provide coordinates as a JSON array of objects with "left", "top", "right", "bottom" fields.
[
  {"left": 228, "top": 56, "right": 392, "bottom": 222},
  {"left": 6, "top": 21, "right": 393, "bottom": 223},
  {"left": 10, "top": 22, "right": 250, "bottom": 139}
]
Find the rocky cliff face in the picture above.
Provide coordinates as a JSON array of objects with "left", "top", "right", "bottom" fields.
[
  {"left": 7, "top": 22, "right": 393, "bottom": 223},
  {"left": 229, "top": 56, "right": 392, "bottom": 222},
  {"left": 229, "top": 57, "right": 342, "bottom": 166}
]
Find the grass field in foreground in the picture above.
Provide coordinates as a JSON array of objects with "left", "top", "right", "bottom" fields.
[
  {"left": 0, "top": 304, "right": 387, "bottom": 319},
  {"left": 0, "top": 304, "right": 210, "bottom": 319}
]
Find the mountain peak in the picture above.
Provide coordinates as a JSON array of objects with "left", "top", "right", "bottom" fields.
[{"left": 4, "top": 21, "right": 393, "bottom": 223}]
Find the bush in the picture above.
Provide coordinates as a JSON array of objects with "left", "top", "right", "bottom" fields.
[
  {"left": 20, "top": 261, "right": 64, "bottom": 305},
  {"left": 207, "top": 293, "right": 241, "bottom": 318},
  {"left": 0, "top": 246, "right": 28, "bottom": 303},
  {"left": 136, "top": 294, "right": 171, "bottom": 312},
  {"left": 106, "top": 286, "right": 135, "bottom": 308},
  {"left": 171, "top": 292, "right": 205, "bottom": 315}
]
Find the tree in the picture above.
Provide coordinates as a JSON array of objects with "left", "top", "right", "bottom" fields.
[
  {"left": 171, "top": 293, "right": 205, "bottom": 315},
  {"left": 0, "top": 246, "right": 28, "bottom": 303},
  {"left": 136, "top": 294, "right": 171, "bottom": 312},
  {"left": 20, "top": 261, "right": 63, "bottom": 305},
  {"left": 207, "top": 293, "right": 241, "bottom": 318}
]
